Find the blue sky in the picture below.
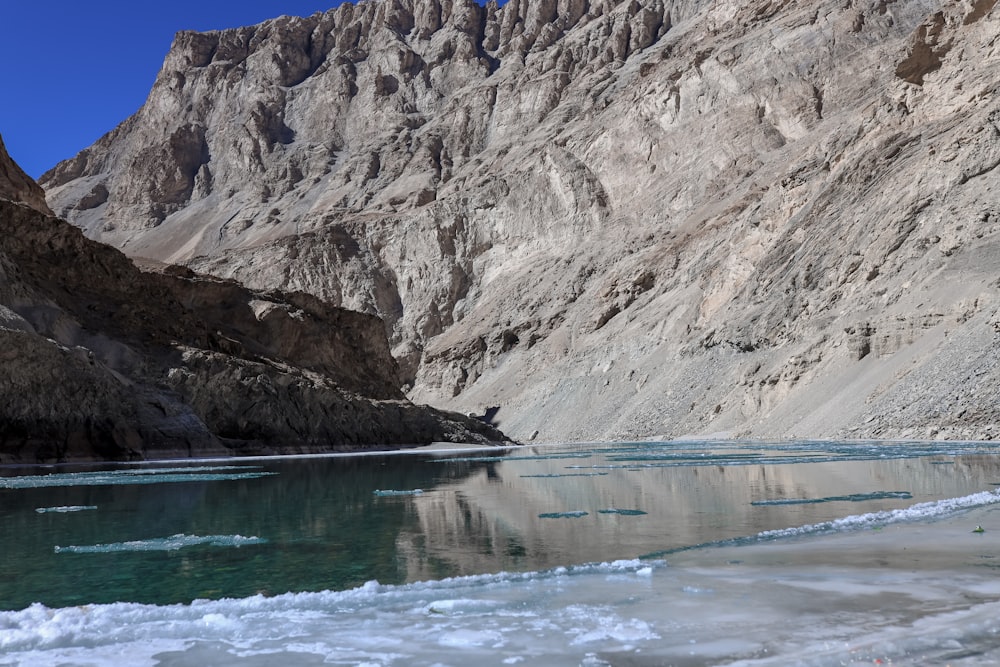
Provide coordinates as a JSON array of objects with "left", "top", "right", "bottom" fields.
[{"left": 1, "top": 2, "right": 352, "bottom": 178}]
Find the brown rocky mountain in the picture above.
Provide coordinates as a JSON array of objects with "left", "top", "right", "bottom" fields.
[
  {"left": 0, "top": 135, "right": 504, "bottom": 463},
  {"left": 44, "top": 0, "right": 1000, "bottom": 443}
]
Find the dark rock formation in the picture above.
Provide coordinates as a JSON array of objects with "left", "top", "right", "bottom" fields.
[{"left": 0, "top": 136, "right": 506, "bottom": 462}]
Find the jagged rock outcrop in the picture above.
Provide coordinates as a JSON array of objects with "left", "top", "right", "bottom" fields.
[
  {"left": 0, "top": 141, "right": 505, "bottom": 462},
  {"left": 44, "top": 0, "right": 1000, "bottom": 443},
  {"left": 0, "top": 136, "right": 52, "bottom": 216}
]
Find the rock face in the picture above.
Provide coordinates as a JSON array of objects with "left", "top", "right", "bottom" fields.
[
  {"left": 44, "top": 0, "right": 1000, "bottom": 443},
  {"left": 0, "top": 138, "right": 505, "bottom": 463},
  {"left": 0, "top": 136, "right": 52, "bottom": 216}
]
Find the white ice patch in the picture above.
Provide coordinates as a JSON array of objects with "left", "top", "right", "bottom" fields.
[
  {"left": 53, "top": 534, "right": 267, "bottom": 554},
  {"left": 372, "top": 489, "right": 424, "bottom": 496},
  {"left": 34, "top": 506, "right": 98, "bottom": 514},
  {"left": 564, "top": 605, "right": 660, "bottom": 646},
  {"left": 437, "top": 628, "right": 505, "bottom": 647}
]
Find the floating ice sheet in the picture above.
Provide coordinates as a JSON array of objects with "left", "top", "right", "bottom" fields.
[
  {"left": 569, "top": 454, "right": 887, "bottom": 469},
  {"left": 434, "top": 452, "right": 595, "bottom": 463},
  {"left": 751, "top": 491, "right": 913, "bottom": 506},
  {"left": 0, "top": 466, "right": 274, "bottom": 489},
  {"left": 519, "top": 473, "right": 609, "bottom": 478},
  {"left": 373, "top": 489, "right": 424, "bottom": 496},
  {"left": 35, "top": 505, "right": 98, "bottom": 514},
  {"left": 607, "top": 452, "right": 765, "bottom": 462},
  {"left": 54, "top": 534, "right": 267, "bottom": 554}
]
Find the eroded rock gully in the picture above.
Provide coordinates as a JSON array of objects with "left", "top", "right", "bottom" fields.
[{"left": 43, "top": 0, "right": 1000, "bottom": 443}]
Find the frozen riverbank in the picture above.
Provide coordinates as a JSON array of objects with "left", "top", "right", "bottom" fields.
[{"left": 3, "top": 497, "right": 1000, "bottom": 666}]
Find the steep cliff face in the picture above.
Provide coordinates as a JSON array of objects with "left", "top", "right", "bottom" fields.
[
  {"left": 0, "top": 139, "right": 505, "bottom": 462},
  {"left": 44, "top": 0, "right": 1000, "bottom": 442},
  {"left": 42, "top": 0, "right": 701, "bottom": 378}
]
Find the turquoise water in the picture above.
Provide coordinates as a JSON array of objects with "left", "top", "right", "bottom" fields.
[
  {"left": 1, "top": 455, "right": 486, "bottom": 609},
  {"left": 3, "top": 439, "right": 1000, "bottom": 612}
]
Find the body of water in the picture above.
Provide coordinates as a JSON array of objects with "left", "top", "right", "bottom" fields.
[{"left": 2, "top": 439, "right": 1000, "bottom": 665}]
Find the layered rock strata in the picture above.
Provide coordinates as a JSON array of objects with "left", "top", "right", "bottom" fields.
[
  {"left": 0, "top": 140, "right": 505, "bottom": 462},
  {"left": 44, "top": 0, "right": 1000, "bottom": 442}
]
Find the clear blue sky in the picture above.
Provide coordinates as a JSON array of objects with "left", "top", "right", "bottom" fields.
[{"left": 1, "top": 2, "right": 353, "bottom": 178}]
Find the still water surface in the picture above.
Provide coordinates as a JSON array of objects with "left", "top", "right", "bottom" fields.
[{"left": 2, "top": 439, "right": 1000, "bottom": 610}]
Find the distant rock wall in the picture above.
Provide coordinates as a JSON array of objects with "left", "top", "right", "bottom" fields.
[{"left": 43, "top": 0, "right": 1000, "bottom": 443}]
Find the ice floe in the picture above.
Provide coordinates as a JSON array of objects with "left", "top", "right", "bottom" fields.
[
  {"left": 34, "top": 506, "right": 98, "bottom": 514},
  {"left": 519, "top": 473, "right": 609, "bottom": 478},
  {"left": 0, "top": 466, "right": 274, "bottom": 489},
  {"left": 53, "top": 534, "right": 267, "bottom": 554},
  {"left": 751, "top": 491, "right": 913, "bottom": 506}
]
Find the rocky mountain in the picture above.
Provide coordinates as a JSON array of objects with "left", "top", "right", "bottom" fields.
[
  {"left": 44, "top": 0, "right": 1000, "bottom": 443},
  {"left": 0, "top": 135, "right": 504, "bottom": 463}
]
